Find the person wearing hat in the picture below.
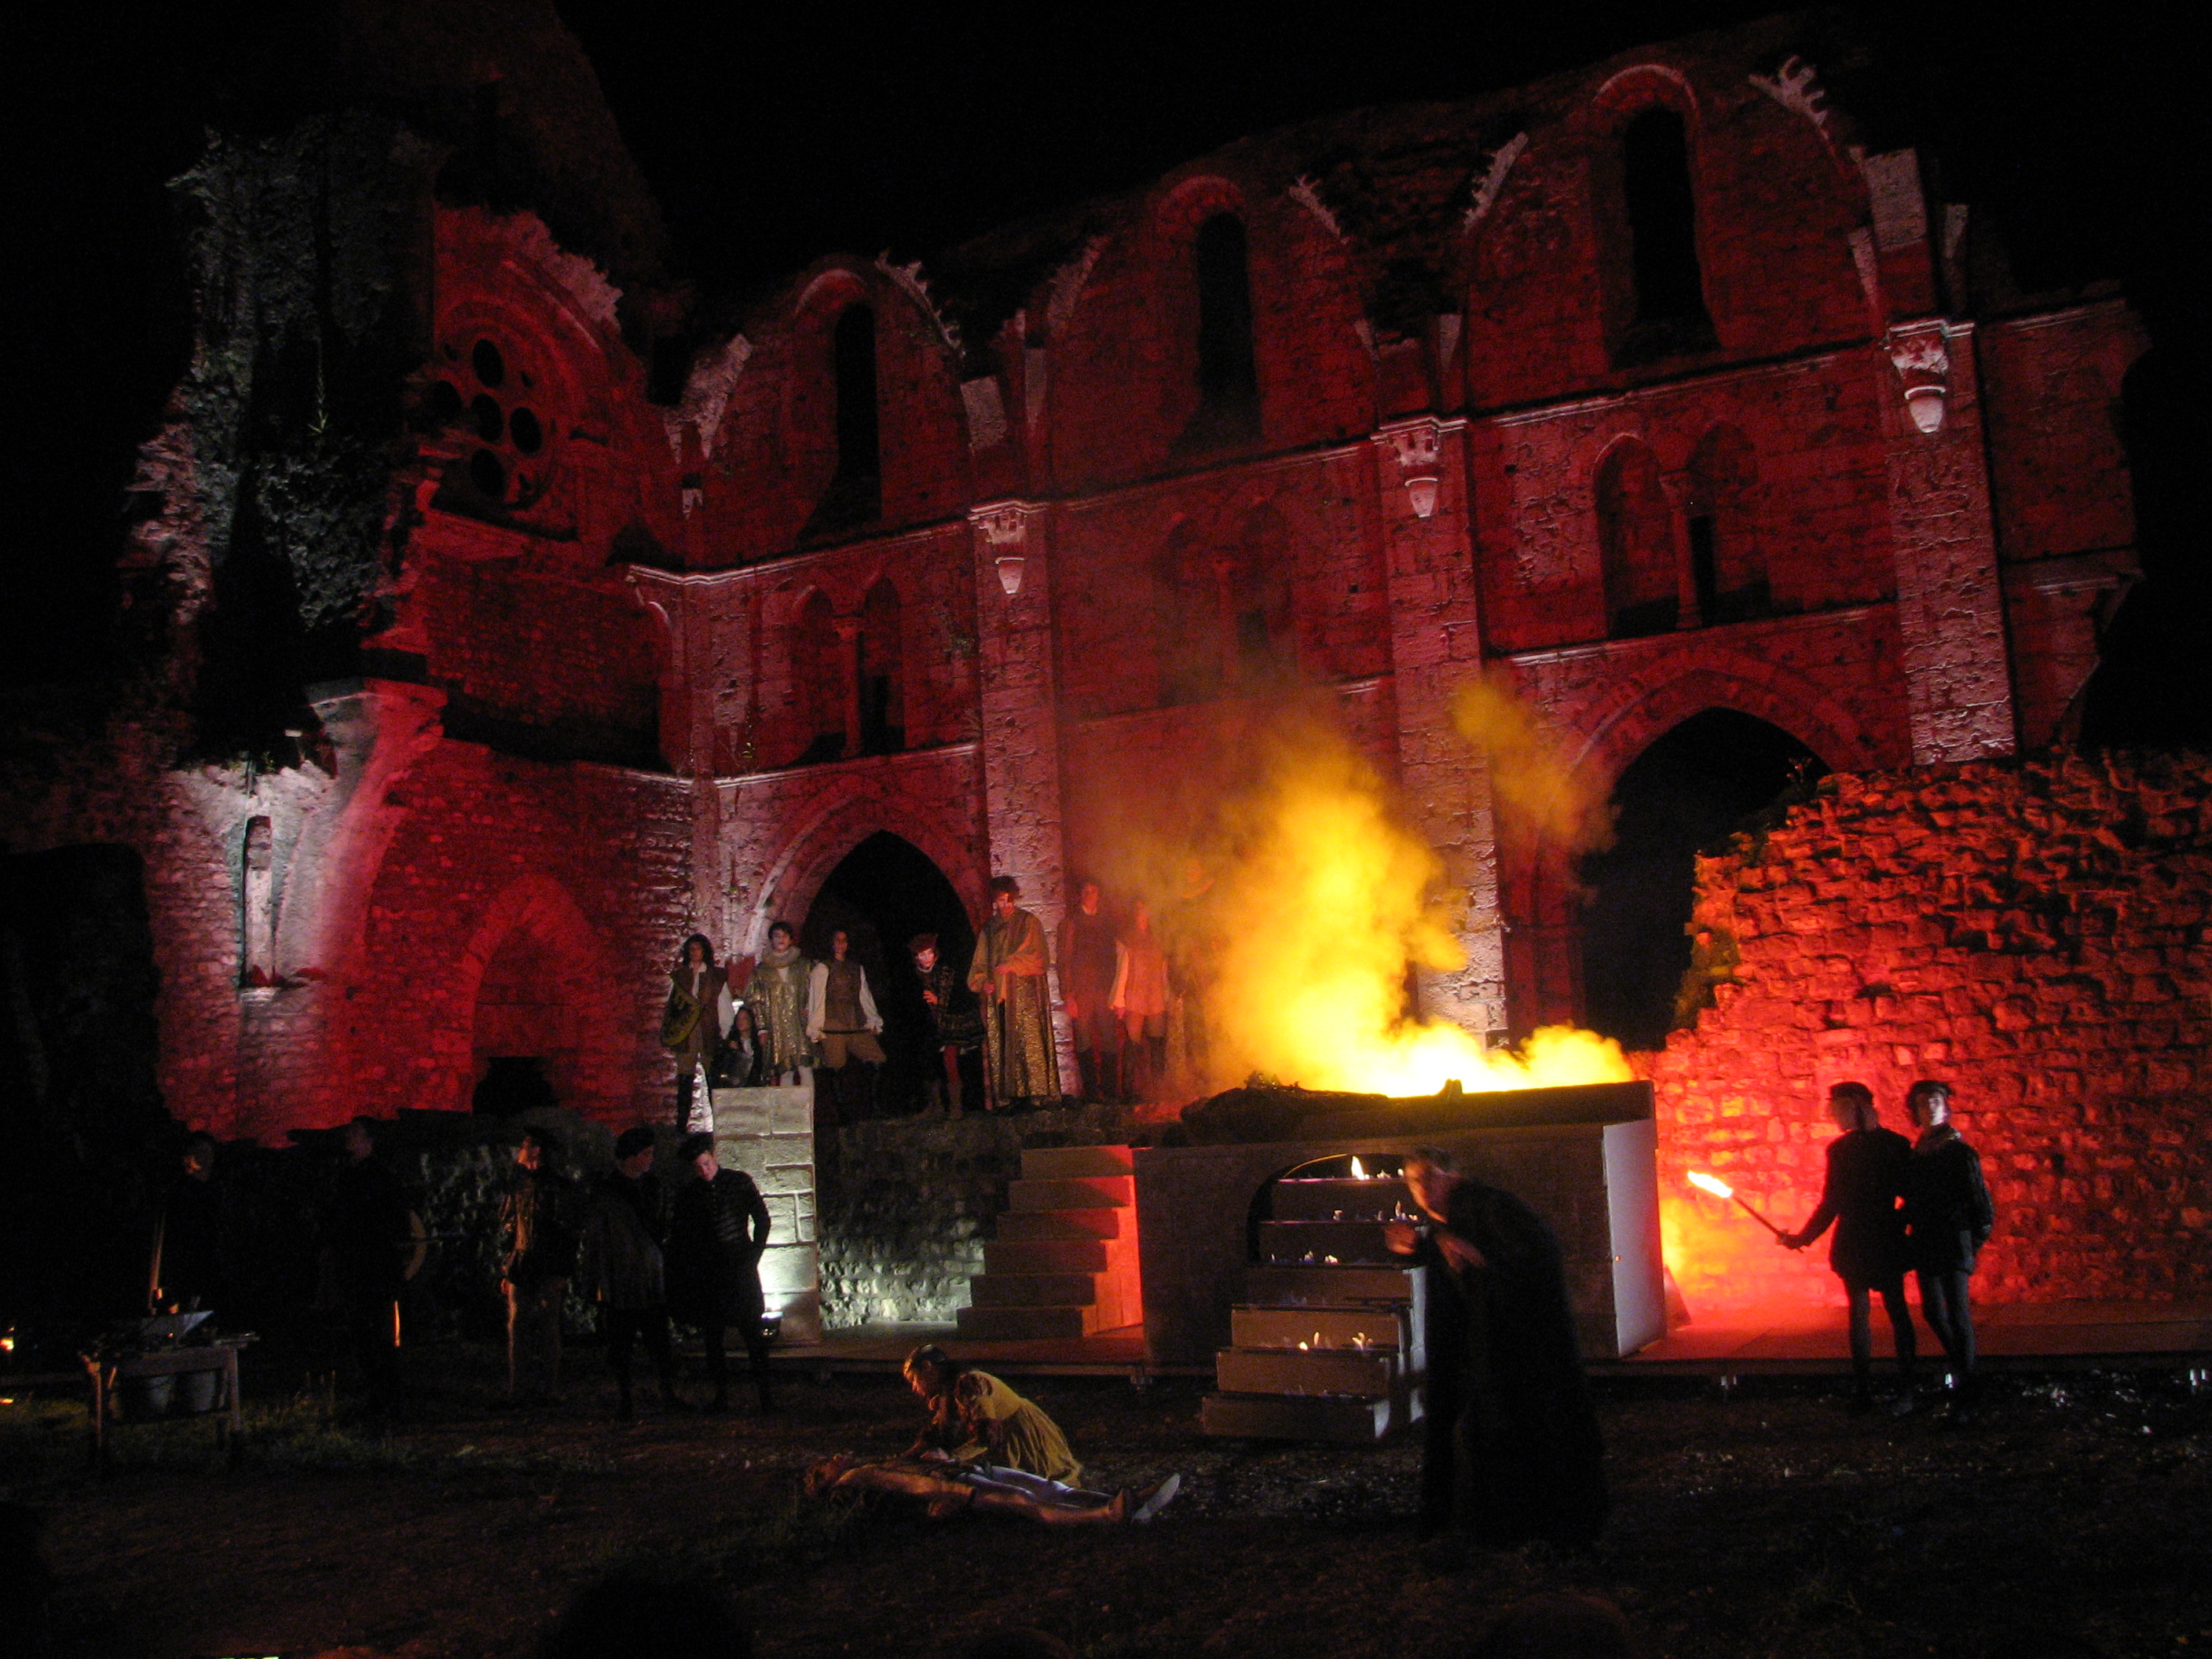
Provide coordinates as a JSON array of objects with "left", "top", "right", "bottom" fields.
[
  {"left": 499, "top": 1126, "right": 584, "bottom": 1404},
  {"left": 580, "top": 1126, "right": 684, "bottom": 1420},
  {"left": 666, "top": 1132, "right": 774, "bottom": 1412}
]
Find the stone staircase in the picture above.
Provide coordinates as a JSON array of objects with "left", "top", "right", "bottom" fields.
[
  {"left": 1201, "top": 1170, "right": 1427, "bottom": 1441},
  {"left": 956, "top": 1144, "right": 1141, "bottom": 1339}
]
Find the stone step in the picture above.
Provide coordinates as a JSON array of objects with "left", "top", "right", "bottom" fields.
[
  {"left": 1020, "top": 1144, "right": 1134, "bottom": 1180},
  {"left": 1216, "top": 1346, "right": 1399, "bottom": 1399},
  {"left": 968, "top": 1271, "right": 1102, "bottom": 1307},
  {"left": 996, "top": 1207, "right": 1126, "bottom": 1241},
  {"left": 1243, "top": 1263, "right": 1424, "bottom": 1306},
  {"left": 1268, "top": 1176, "right": 1415, "bottom": 1223},
  {"left": 1257, "top": 1218, "right": 1399, "bottom": 1265},
  {"left": 956, "top": 1302, "right": 1102, "bottom": 1340},
  {"left": 983, "top": 1236, "right": 1118, "bottom": 1276},
  {"left": 1201, "top": 1390, "right": 1398, "bottom": 1442},
  {"left": 1008, "top": 1174, "right": 1134, "bottom": 1211},
  {"left": 1231, "top": 1304, "right": 1411, "bottom": 1355}
]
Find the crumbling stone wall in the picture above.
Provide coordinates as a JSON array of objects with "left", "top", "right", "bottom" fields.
[{"left": 1653, "top": 751, "right": 2212, "bottom": 1313}]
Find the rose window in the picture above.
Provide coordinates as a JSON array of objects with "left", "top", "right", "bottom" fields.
[{"left": 429, "top": 335, "right": 555, "bottom": 511}]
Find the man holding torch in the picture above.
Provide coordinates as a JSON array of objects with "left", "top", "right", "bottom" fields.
[{"left": 1778, "top": 1081, "right": 1917, "bottom": 1411}]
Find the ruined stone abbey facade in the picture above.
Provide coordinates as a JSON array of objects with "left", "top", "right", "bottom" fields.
[{"left": 9, "top": 15, "right": 2148, "bottom": 1154}]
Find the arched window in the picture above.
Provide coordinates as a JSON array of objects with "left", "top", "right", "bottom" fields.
[
  {"left": 1615, "top": 108, "right": 1714, "bottom": 364},
  {"left": 859, "top": 579, "right": 904, "bottom": 754},
  {"left": 1227, "top": 504, "right": 1295, "bottom": 680},
  {"left": 1685, "top": 425, "right": 1765, "bottom": 624},
  {"left": 1181, "top": 214, "right": 1261, "bottom": 450},
  {"left": 1595, "top": 441, "right": 1678, "bottom": 638},
  {"left": 792, "top": 591, "right": 843, "bottom": 764},
  {"left": 807, "top": 304, "right": 881, "bottom": 537}
]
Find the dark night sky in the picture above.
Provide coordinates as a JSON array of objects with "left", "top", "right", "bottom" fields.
[
  {"left": 7, "top": 2, "right": 2207, "bottom": 718},
  {"left": 551, "top": 1, "right": 2203, "bottom": 312}
]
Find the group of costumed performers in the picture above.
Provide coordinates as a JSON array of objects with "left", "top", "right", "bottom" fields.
[
  {"left": 656, "top": 873, "right": 1081, "bottom": 1124},
  {"left": 657, "top": 925, "right": 816, "bottom": 1130}
]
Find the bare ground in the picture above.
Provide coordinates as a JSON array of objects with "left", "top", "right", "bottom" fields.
[{"left": 10, "top": 1342, "right": 2212, "bottom": 1659}]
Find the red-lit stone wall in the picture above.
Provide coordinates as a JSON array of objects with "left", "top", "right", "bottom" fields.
[
  {"left": 412, "top": 555, "right": 664, "bottom": 745},
  {"left": 314, "top": 743, "right": 693, "bottom": 1127},
  {"left": 1043, "top": 175, "right": 1374, "bottom": 493},
  {"left": 42, "top": 22, "right": 2162, "bottom": 1166},
  {"left": 683, "top": 262, "right": 976, "bottom": 560},
  {"left": 1653, "top": 753, "right": 2212, "bottom": 1313},
  {"left": 1463, "top": 55, "right": 1868, "bottom": 406}
]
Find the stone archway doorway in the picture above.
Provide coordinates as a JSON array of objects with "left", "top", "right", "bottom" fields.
[
  {"left": 460, "top": 877, "right": 625, "bottom": 1123},
  {"left": 1578, "top": 709, "right": 1825, "bottom": 1050},
  {"left": 800, "top": 831, "right": 977, "bottom": 1115}
]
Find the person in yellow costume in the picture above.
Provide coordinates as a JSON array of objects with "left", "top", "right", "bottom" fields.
[{"left": 901, "top": 1343, "right": 1081, "bottom": 1485}]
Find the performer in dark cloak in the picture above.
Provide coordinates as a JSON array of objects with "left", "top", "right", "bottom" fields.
[
  {"left": 1385, "top": 1145, "right": 1606, "bottom": 1549},
  {"left": 1057, "top": 880, "right": 1121, "bottom": 1102},
  {"left": 910, "top": 933, "right": 983, "bottom": 1115},
  {"left": 580, "top": 1126, "right": 683, "bottom": 1419},
  {"left": 666, "top": 1131, "right": 774, "bottom": 1412},
  {"left": 1780, "top": 1080, "right": 1917, "bottom": 1408},
  {"left": 1902, "top": 1079, "right": 1995, "bottom": 1400}
]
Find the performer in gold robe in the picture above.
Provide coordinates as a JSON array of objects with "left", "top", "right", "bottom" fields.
[
  {"left": 743, "top": 921, "right": 814, "bottom": 1083},
  {"left": 966, "top": 876, "right": 1058, "bottom": 1109}
]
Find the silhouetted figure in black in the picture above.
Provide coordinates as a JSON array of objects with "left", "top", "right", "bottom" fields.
[
  {"left": 328, "top": 1116, "right": 413, "bottom": 1417},
  {"left": 581, "top": 1125, "right": 683, "bottom": 1420},
  {"left": 1903, "top": 1079, "right": 1995, "bottom": 1402},
  {"left": 1781, "top": 1080, "right": 1917, "bottom": 1409},
  {"left": 153, "top": 1131, "right": 228, "bottom": 1312},
  {"left": 667, "top": 1132, "right": 772, "bottom": 1412},
  {"left": 1384, "top": 1146, "right": 1607, "bottom": 1549}
]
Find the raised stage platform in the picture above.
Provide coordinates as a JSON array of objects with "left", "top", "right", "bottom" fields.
[{"left": 771, "top": 1300, "right": 2212, "bottom": 1382}]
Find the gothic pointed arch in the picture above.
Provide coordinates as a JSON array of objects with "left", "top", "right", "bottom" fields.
[
  {"left": 745, "top": 784, "right": 985, "bottom": 956},
  {"left": 1684, "top": 423, "right": 1765, "bottom": 623},
  {"left": 454, "top": 873, "right": 629, "bottom": 1122},
  {"left": 1595, "top": 437, "right": 1678, "bottom": 637}
]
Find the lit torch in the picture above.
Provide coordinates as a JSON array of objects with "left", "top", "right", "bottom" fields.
[{"left": 1687, "top": 1170, "right": 1787, "bottom": 1240}]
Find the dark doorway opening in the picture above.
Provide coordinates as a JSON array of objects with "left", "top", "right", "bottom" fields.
[
  {"left": 800, "top": 832, "right": 975, "bottom": 1115},
  {"left": 471, "top": 1056, "right": 559, "bottom": 1119},
  {"left": 1579, "top": 709, "right": 1823, "bottom": 1049}
]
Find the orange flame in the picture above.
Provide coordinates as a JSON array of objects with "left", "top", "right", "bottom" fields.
[
  {"left": 1098, "top": 696, "right": 1631, "bottom": 1099},
  {"left": 1686, "top": 1170, "right": 1734, "bottom": 1199}
]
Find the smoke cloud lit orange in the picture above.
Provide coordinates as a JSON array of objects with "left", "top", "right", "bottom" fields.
[{"left": 1089, "top": 691, "right": 1630, "bottom": 1099}]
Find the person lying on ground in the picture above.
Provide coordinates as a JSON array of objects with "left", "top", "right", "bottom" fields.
[
  {"left": 901, "top": 1343, "right": 1082, "bottom": 1483},
  {"left": 803, "top": 1455, "right": 1177, "bottom": 1527}
]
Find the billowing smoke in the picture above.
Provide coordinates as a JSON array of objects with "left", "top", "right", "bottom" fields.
[{"left": 1079, "top": 685, "right": 1628, "bottom": 1099}]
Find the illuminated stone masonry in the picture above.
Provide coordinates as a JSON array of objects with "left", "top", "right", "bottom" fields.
[
  {"left": 1654, "top": 752, "right": 2212, "bottom": 1314},
  {"left": 14, "top": 5, "right": 2166, "bottom": 1307}
]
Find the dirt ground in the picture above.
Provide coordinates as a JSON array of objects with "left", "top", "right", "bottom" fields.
[{"left": 9, "top": 1341, "right": 2210, "bottom": 1659}]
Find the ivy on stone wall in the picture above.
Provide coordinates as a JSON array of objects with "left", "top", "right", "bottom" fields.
[{"left": 166, "top": 108, "right": 418, "bottom": 712}]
